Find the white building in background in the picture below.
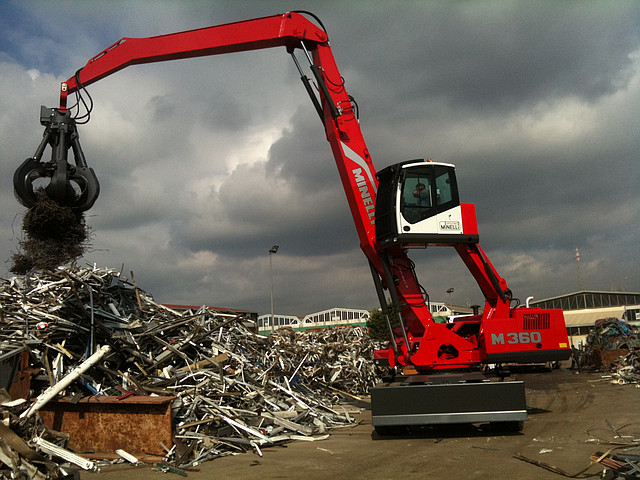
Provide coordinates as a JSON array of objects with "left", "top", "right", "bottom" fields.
[
  {"left": 256, "top": 313, "right": 302, "bottom": 332},
  {"left": 256, "top": 302, "right": 464, "bottom": 335},
  {"left": 258, "top": 307, "right": 370, "bottom": 335},
  {"left": 301, "top": 307, "right": 371, "bottom": 329}
]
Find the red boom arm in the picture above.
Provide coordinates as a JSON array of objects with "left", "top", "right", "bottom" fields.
[{"left": 60, "top": 12, "right": 380, "bottom": 265}]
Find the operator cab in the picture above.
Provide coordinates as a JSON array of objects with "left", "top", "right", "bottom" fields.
[{"left": 375, "top": 159, "right": 479, "bottom": 249}]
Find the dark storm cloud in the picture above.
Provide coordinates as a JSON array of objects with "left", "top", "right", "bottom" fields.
[
  {"left": 167, "top": 154, "right": 357, "bottom": 259},
  {"left": 265, "top": 108, "right": 340, "bottom": 191},
  {"left": 332, "top": 2, "right": 640, "bottom": 113}
]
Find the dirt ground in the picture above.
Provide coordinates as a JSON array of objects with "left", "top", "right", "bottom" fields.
[{"left": 85, "top": 363, "right": 639, "bottom": 480}]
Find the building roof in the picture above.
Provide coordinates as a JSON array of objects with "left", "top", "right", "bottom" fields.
[{"left": 531, "top": 291, "right": 640, "bottom": 311}]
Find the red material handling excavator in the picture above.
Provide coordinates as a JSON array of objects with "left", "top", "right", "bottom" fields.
[{"left": 13, "top": 12, "right": 570, "bottom": 433}]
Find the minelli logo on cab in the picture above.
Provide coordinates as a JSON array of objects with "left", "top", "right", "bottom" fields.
[{"left": 439, "top": 221, "right": 461, "bottom": 231}]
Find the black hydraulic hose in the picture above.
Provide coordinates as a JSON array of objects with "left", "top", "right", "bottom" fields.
[{"left": 290, "top": 11, "right": 328, "bottom": 35}]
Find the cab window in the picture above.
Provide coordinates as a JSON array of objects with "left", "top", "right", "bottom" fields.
[
  {"left": 435, "top": 169, "right": 452, "bottom": 205},
  {"left": 400, "top": 169, "right": 434, "bottom": 224},
  {"left": 433, "top": 166, "right": 458, "bottom": 209}
]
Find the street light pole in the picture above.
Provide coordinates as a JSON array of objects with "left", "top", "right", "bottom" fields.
[{"left": 269, "top": 245, "right": 279, "bottom": 330}]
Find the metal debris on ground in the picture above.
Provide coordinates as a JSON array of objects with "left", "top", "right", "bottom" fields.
[
  {"left": 608, "top": 350, "right": 640, "bottom": 385},
  {"left": 517, "top": 420, "right": 640, "bottom": 479},
  {"left": 516, "top": 446, "right": 640, "bottom": 479},
  {"left": 0, "top": 265, "right": 378, "bottom": 477},
  {"left": 515, "top": 447, "right": 640, "bottom": 479}
]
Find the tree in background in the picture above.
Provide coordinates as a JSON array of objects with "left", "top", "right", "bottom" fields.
[{"left": 367, "top": 307, "right": 400, "bottom": 341}]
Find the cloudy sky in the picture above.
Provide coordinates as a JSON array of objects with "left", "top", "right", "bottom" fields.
[{"left": 1, "top": 1, "right": 638, "bottom": 317}]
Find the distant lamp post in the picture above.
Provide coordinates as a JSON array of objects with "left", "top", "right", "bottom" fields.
[
  {"left": 269, "top": 245, "right": 279, "bottom": 328},
  {"left": 446, "top": 288, "right": 454, "bottom": 303}
]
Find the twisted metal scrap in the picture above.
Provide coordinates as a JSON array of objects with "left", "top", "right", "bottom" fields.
[
  {"left": 609, "top": 350, "right": 640, "bottom": 385},
  {"left": 1, "top": 265, "right": 378, "bottom": 475}
]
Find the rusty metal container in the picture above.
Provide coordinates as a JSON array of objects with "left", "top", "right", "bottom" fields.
[{"left": 38, "top": 395, "right": 175, "bottom": 458}]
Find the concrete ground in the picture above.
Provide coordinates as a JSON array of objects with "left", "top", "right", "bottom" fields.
[{"left": 85, "top": 365, "right": 639, "bottom": 480}]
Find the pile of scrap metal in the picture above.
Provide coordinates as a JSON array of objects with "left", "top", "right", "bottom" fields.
[
  {"left": 0, "top": 265, "right": 378, "bottom": 477},
  {"left": 582, "top": 317, "right": 640, "bottom": 373}
]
